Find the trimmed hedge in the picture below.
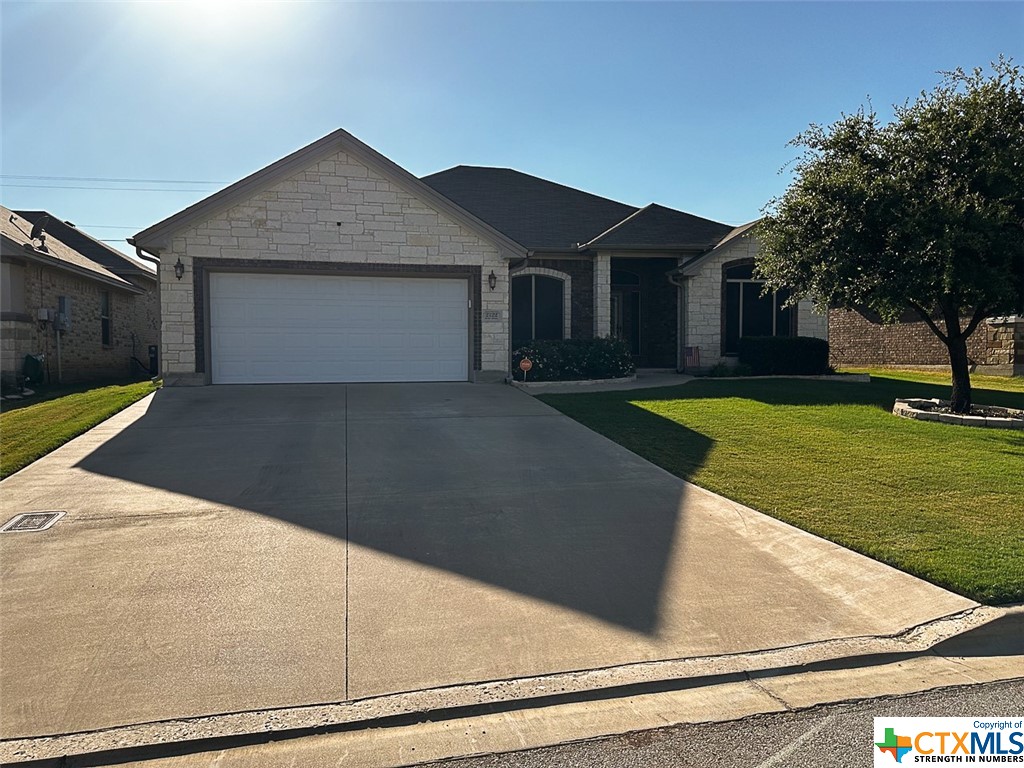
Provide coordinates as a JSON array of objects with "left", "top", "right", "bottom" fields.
[
  {"left": 512, "top": 339, "right": 635, "bottom": 382},
  {"left": 737, "top": 336, "right": 831, "bottom": 375}
]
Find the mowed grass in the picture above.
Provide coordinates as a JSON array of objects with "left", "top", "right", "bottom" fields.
[
  {"left": 1, "top": 380, "right": 159, "bottom": 479},
  {"left": 540, "top": 370, "right": 1024, "bottom": 604}
]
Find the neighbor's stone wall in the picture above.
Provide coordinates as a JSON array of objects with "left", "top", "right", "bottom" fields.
[
  {"left": 1, "top": 262, "right": 155, "bottom": 387},
  {"left": 830, "top": 309, "right": 1022, "bottom": 375},
  {"left": 684, "top": 233, "right": 827, "bottom": 369},
  {"left": 160, "top": 149, "right": 508, "bottom": 381}
]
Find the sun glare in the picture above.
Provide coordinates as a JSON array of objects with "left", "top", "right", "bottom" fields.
[{"left": 143, "top": 0, "right": 288, "bottom": 43}]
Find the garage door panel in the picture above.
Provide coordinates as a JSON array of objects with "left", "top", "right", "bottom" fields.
[{"left": 209, "top": 273, "right": 470, "bottom": 384}]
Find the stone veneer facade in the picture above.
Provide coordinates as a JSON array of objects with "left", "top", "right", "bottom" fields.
[
  {"left": 1, "top": 261, "right": 157, "bottom": 387},
  {"left": 158, "top": 149, "right": 509, "bottom": 383},
  {"left": 682, "top": 234, "right": 828, "bottom": 370}
]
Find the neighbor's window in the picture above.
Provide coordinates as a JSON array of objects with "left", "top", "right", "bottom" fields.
[
  {"left": 1, "top": 261, "right": 27, "bottom": 315},
  {"left": 723, "top": 262, "right": 793, "bottom": 355},
  {"left": 100, "top": 291, "right": 112, "bottom": 346},
  {"left": 511, "top": 274, "right": 564, "bottom": 348}
]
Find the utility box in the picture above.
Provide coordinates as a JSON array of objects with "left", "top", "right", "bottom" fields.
[
  {"left": 148, "top": 345, "right": 159, "bottom": 376},
  {"left": 56, "top": 296, "right": 72, "bottom": 331}
]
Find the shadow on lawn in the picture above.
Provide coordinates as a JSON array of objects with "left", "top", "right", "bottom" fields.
[{"left": 544, "top": 376, "right": 1024, "bottom": 412}]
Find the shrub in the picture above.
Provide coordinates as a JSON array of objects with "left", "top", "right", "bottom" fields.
[
  {"left": 737, "top": 336, "right": 830, "bottom": 375},
  {"left": 512, "top": 338, "right": 635, "bottom": 382},
  {"left": 706, "top": 362, "right": 754, "bottom": 377}
]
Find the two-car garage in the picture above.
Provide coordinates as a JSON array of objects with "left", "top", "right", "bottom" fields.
[{"left": 208, "top": 273, "right": 470, "bottom": 384}]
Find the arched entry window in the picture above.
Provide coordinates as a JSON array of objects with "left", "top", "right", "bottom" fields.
[
  {"left": 511, "top": 274, "right": 565, "bottom": 348},
  {"left": 723, "top": 261, "right": 794, "bottom": 354}
]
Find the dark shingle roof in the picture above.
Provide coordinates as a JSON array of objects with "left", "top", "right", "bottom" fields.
[
  {"left": 1, "top": 206, "right": 137, "bottom": 289},
  {"left": 16, "top": 210, "right": 155, "bottom": 278},
  {"left": 421, "top": 166, "right": 637, "bottom": 250},
  {"left": 583, "top": 203, "right": 734, "bottom": 249},
  {"left": 421, "top": 166, "right": 733, "bottom": 252}
]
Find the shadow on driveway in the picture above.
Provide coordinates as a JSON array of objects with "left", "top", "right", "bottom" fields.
[{"left": 74, "top": 383, "right": 713, "bottom": 635}]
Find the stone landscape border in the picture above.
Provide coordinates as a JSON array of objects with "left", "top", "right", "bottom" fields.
[{"left": 893, "top": 398, "right": 1024, "bottom": 429}]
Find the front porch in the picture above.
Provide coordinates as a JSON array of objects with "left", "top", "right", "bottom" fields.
[
  {"left": 605, "top": 257, "right": 679, "bottom": 369},
  {"left": 510, "top": 255, "right": 680, "bottom": 370}
]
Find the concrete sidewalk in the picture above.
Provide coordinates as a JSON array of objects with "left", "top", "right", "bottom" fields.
[
  {"left": 5, "top": 609, "right": 1021, "bottom": 766},
  {"left": 0, "top": 382, "right": 979, "bottom": 760}
]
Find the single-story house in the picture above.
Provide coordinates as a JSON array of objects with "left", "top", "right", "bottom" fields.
[
  {"left": 130, "top": 129, "right": 827, "bottom": 385},
  {"left": 1, "top": 206, "right": 159, "bottom": 388},
  {"left": 830, "top": 308, "right": 1023, "bottom": 377}
]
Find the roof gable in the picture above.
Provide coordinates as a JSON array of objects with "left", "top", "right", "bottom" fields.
[
  {"left": 132, "top": 129, "right": 527, "bottom": 257},
  {"left": 675, "top": 220, "right": 762, "bottom": 276},
  {"left": 421, "top": 166, "right": 637, "bottom": 250}
]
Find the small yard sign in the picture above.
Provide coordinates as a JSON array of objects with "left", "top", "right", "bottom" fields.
[{"left": 519, "top": 357, "right": 533, "bottom": 382}]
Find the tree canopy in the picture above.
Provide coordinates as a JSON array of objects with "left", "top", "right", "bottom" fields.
[{"left": 757, "top": 58, "right": 1024, "bottom": 412}]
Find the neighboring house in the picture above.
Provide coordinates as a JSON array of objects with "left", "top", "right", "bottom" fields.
[
  {"left": 130, "top": 129, "right": 827, "bottom": 386},
  {"left": 1, "top": 206, "right": 159, "bottom": 388},
  {"left": 830, "top": 309, "right": 1024, "bottom": 376}
]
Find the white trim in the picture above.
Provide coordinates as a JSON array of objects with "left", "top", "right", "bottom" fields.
[{"left": 510, "top": 266, "right": 572, "bottom": 339}]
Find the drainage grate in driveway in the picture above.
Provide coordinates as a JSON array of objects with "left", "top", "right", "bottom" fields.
[{"left": 0, "top": 511, "right": 66, "bottom": 533}]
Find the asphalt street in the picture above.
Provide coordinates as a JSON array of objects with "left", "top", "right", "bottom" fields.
[{"left": 421, "top": 680, "right": 1024, "bottom": 768}]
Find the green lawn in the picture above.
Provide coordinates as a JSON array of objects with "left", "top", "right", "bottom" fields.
[
  {"left": 540, "top": 370, "right": 1024, "bottom": 605},
  {"left": 1, "top": 381, "right": 159, "bottom": 479}
]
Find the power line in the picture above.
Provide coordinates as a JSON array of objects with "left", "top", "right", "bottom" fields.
[
  {"left": 1, "top": 174, "right": 225, "bottom": 184},
  {"left": 3, "top": 183, "right": 207, "bottom": 192}
]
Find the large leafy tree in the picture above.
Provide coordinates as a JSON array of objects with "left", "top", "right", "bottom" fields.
[{"left": 757, "top": 58, "right": 1024, "bottom": 413}]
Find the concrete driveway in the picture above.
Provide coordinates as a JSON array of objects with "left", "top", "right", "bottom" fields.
[{"left": 0, "top": 383, "right": 974, "bottom": 739}]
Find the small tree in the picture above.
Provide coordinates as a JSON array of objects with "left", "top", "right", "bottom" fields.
[{"left": 757, "top": 58, "right": 1024, "bottom": 413}]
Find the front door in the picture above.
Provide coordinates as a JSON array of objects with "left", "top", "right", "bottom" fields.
[{"left": 610, "top": 288, "right": 641, "bottom": 357}]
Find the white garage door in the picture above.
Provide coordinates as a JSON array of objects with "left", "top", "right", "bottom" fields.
[{"left": 209, "top": 273, "right": 469, "bottom": 384}]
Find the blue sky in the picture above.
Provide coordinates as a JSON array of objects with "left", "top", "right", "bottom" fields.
[{"left": 2, "top": 1, "right": 1020, "bottom": 254}]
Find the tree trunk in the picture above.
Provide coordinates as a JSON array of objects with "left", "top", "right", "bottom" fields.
[{"left": 946, "top": 335, "right": 972, "bottom": 414}]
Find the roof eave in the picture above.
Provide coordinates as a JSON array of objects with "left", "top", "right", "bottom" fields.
[
  {"left": 587, "top": 243, "right": 718, "bottom": 253},
  {"left": 1, "top": 237, "right": 143, "bottom": 293}
]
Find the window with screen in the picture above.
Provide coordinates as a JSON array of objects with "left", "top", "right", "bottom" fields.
[
  {"left": 100, "top": 291, "right": 112, "bottom": 347},
  {"left": 511, "top": 275, "right": 564, "bottom": 348},
  {"left": 723, "top": 262, "right": 792, "bottom": 354}
]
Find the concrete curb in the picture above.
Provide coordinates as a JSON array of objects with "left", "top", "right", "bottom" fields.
[
  {"left": 509, "top": 375, "right": 638, "bottom": 391},
  {"left": 3, "top": 605, "right": 1020, "bottom": 765},
  {"left": 696, "top": 373, "right": 871, "bottom": 383}
]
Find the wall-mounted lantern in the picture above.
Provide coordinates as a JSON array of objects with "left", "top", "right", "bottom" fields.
[
  {"left": 174, "top": 258, "right": 185, "bottom": 280},
  {"left": 488, "top": 270, "right": 497, "bottom": 290}
]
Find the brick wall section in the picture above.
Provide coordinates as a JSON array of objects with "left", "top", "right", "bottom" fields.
[
  {"left": 830, "top": 308, "right": 1021, "bottom": 372},
  {"left": 159, "top": 149, "right": 508, "bottom": 381},
  {"left": 1, "top": 263, "right": 158, "bottom": 386},
  {"left": 527, "top": 257, "right": 594, "bottom": 340},
  {"left": 684, "top": 234, "right": 828, "bottom": 369}
]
